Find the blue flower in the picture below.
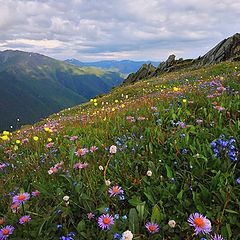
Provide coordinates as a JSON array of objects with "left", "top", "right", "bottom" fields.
[
  {"left": 114, "top": 214, "right": 119, "bottom": 219},
  {"left": 122, "top": 215, "right": 127, "bottom": 219},
  {"left": 104, "top": 207, "right": 109, "bottom": 212}
]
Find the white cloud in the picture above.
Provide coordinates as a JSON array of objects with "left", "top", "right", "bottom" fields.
[{"left": 0, "top": 0, "right": 239, "bottom": 61}]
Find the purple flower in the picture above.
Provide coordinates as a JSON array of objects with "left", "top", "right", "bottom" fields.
[
  {"left": 12, "top": 192, "right": 30, "bottom": 204},
  {"left": 187, "top": 213, "right": 212, "bottom": 235},
  {"left": 145, "top": 222, "right": 159, "bottom": 234},
  {"left": 87, "top": 213, "right": 95, "bottom": 219},
  {"left": 32, "top": 190, "right": 40, "bottom": 196},
  {"left": 109, "top": 186, "right": 124, "bottom": 197},
  {"left": 0, "top": 225, "right": 14, "bottom": 239},
  {"left": 210, "top": 234, "right": 225, "bottom": 240},
  {"left": 90, "top": 146, "right": 98, "bottom": 152},
  {"left": 98, "top": 214, "right": 114, "bottom": 230},
  {"left": 236, "top": 178, "right": 240, "bottom": 184},
  {"left": 70, "top": 136, "right": 78, "bottom": 141},
  {"left": 74, "top": 148, "right": 88, "bottom": 156},
  {"left": 19, "top": 215, "right": 31, "bottom": 224}
]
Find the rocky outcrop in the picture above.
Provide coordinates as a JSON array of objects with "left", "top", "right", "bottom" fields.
[
  {"left": 155, "top": 54, "right": 175, "bottom": 74},
  {"left": 122, "top": 62, "right": 156, "bottom": 85},
  {"left": 199, "top": 33, "right": 240, "bottom": 66}
]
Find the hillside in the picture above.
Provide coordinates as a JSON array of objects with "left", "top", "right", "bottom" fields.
[
  {"left": 0, "top": 59, "right": 239, "bottom": 239},
  {"left": 0, "top": 50, "right": 123, "bottom": 131},
  {"left": 64, "top": 59, "right": 161, "bottom": 74}
]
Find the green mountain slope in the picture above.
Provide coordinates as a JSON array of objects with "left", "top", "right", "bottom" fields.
[{"left": 0, "top": 50, "right": 123, "bottom": 131}]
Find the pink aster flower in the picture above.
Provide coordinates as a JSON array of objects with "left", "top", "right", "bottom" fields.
[
  {"left": 145, "top": 222, "right": 159, "bottom": 234},
  {"left": 70, "top": 136, "right": 78, "bottom": 141},
  {"left": 0, "top": 218, "right": 5, "bottom": 225},
  {"left": 213, "top": 106, "right": 224, "bottom": 111},
  {"left": 109, "top": 186, "right": 124, "bottom": 197},
  {"left": 79, "top": 163, "right": 88, "bottom": 168},
  {"left": 73, "top": 163, "right": 81, "bottom": 168},
  {"left": 151, "top": 107, "right": 157, "bottom": 110},
  {"left": 19, "top": 215, "right": 31, "bottom": 224},
  {"left": 12, "top": 192, "right": 30, "bottom": 204},
  {"left": 210, "top": 234, "right": 225, "bottom": 240},
  {"left": 74, "top": 148, "right": 88, "bottom": 156},
  {"left": 46, "top": 142, "right": 54, "bottom": 148},
  {"left": 138, "top": 117, "right": 145, "bottom": 120},
  {"left": 87, "top": 213, "right": 95, "bottom": 219},
  {"left": 32, "top": 190, "right": 40, "bottom": 196},
  {"left": 0, "top": 225, "right": 14, "bottom": 239},
  {"left": 187, "top": 213, "right": 212, "bottom": 235},
  {"left": 98, "top": 213, "right": 114, "bottom": 230},
  {"left": 196, "top": 119, "right": 203, "bottom": 123},
  {"left": 90, "top": 146, "right": 98, "bottom": 152}
]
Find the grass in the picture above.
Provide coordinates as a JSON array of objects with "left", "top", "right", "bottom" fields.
[{"left": 0, "top": 61, "right": 239, "bottom": 240}]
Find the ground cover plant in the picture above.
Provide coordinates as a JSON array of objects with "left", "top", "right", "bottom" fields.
[{"left": 0, "top": 61, "right": 239, "bottom": 239}]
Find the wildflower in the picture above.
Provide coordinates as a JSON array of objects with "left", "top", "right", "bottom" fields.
[
  {"left": 79, "top": 163, "right": 88, "bottom": 168},
  {"left": 70, "top": 136, "right": 78, "bottom": 141},
  {"left": 74, "top": 148, "right": 87, "bottom": 156},
  {"left": 48, "top": 170, "right": 53, "bottom": 175},
  {"left": 109, "top": 186, "right": 124, "bottom": 197},
  {"left": 236, "top": 179, "right": 240, "bottom": 184},
  {"left": 187, "top": 213, "right": 212, "bottom": 235},
  {"left": 147, "top": 170, "right": 152, "bottom": 176},
  {"left": 90, "top": 146, "right": 98, "bottom": 152},
  {"left": 54, "top": 162, "right": 64, "bottom": 168},
  {"left": 104, "top": 208, "right": 109, "bottom": 212},
  {"left": 122, "top": 215, "right": 127, "bottom": 219},
  {"left": 98, "top": 214, "right": 114, "bottom": 230},
  {"left": 99, "top": 165, "right": 104, "bottom": 171},
  {"left": 16, "top": 140, "right": 20, "bottom": 144},
  {"left": 213, "top": 106, "right": 224, "bottom": 111},
  {"left": 0, "top": 135, "right": 9, "bottom": 141},
  {"left": 183, "top": 99, "right": 187, "bottom": 103},
  {"left": 87, "top": 213, "right": 95, "bottom": 219},
  {"left": 122, "top": 230, "right": 133, "bottom": 240},
  {"left": 57, "top": 225, "right": 62, "bottom": 228},
  {"left": 168, "top": 220, "right": 176, "bottom": 228},
  {"left": 32, "top": 190, "right": 40, "bottom": 196},
  {"left": 63, "top": 196, "right": 69, "bottom": 201},
  {"left": 110, "top": 145, "right": 117, "bottom": 154},
  {"left": 33, "top": 136, "right": 39, "bottom": 141},
  {"left": 12, "top": 192, "right": 30, "bottom": 204},
  {"left": 3, "top": 131, "right": 9, "bottom": 135},
  {"left": 196, "top": 120, "right": 203, "bottom": 123},
  {"left": 210, "top": 234, "right": 225, "bottom": 240},
  {"left": 105, "top": 180, "right": 111, "bottom": 186},
  {"left": 138, "top": 117, "right": 145, "bottom": 120},
  {"left": 0, "top": 226, "right": 14, "bottom": 239},
  {"left": 46, "top": 142, "right": 54, "bottom": 148},
  {"left": 145, "top": 222, "right": 159, "bottom": 234},
  {"left": 151, "top": 107, "right": 157, "bottom": 110},
  {"left": 19, "top": 215, "right": 31, "bottom": 224},
  {"left": 0, "top": 218, "right": 5, "bottom": 225}
]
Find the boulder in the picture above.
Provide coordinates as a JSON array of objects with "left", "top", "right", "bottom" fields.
[{"left": 199, "top": 33, "right": 240, "bottom": 66}]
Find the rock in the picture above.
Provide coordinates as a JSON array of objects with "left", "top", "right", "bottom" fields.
[
  {"left": 199, "top": 33, "right": 240, "bottom": 66},
  {"left": 155, "top": 54, "right": 175, "bottom": 74},
  {"left": 122, "top": 62, "right": 156, "bottom": 85}
]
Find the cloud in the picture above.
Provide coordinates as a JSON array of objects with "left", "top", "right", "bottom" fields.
[{"left": 0, "top": 0, "right": 239, "bottom": 61}]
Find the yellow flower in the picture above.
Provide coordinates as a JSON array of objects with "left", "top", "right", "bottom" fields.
[
  {"left": 16, "top": 140, "right": 20, "bottom": 144},
  {"left": 90, "top": 99, "right": 93, "bottom": 102},
  {"left": 94, "top": 103, "right": 98, "bottom": 106},
  {"left": 44, "top": 127, "right": 49, "bottom": 132},
  {"left": 49, "top": 129, "right": 52, "bottom": 133},
  {"left": 115, "top": 100, "right": 118, "bottom": 103},
  {"left": 173, "top": 87, "right": 179, "bottom": 91},
  {"left": 93, "top": 99, "right": 97, "bottom": 102},
  {"left": 14, "top": 145, "right": 18, "bottom": 151},
  {"left": 112, "top": 108, "right": 115, "bottom": 112},
  {"left": 3, "top": 131, "right": 9, "bottom": 135},
  {"left": 48, "top": 138, "right": 52, "bottom": 142},
  {"left": 33, "top": 136, "right": 39, "bottom": 141},
  {"left": 1, "top": 135, "right": 9, "bottom": 141},
  {"left": 183, "top": 99, "right": 187, "bottom": 103},
  {"left": 121, "top": 104, "right": 125, "bottom": 108}
]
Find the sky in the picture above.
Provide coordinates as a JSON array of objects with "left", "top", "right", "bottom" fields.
[{"left": 0, "top": 0, "right": 239, "bottom": 62}]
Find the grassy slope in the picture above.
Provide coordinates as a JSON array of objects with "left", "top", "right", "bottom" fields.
[
  {"left": 0, "top": 51, "right": 123, "bottom": 131},
  {"left": 0, "top": 61, "right": 239, "bottom": 240}
]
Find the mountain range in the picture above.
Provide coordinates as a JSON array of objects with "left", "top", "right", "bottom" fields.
[
  {"left": 0, "top": 50, "right": 123, "bottom": 131},
  {"left": 64, "top": 59, "right": 161, "bottom": 74}
]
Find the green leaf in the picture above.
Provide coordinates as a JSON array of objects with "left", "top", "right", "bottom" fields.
[
  {"left": 225, "top": 209, "right": 239, "bottom": 214},
  {"left": 151, "top": 204, "right": 161, "bottom": 224},
  {"left": 136, "top": 201, "right": 145, "bottom": 222},
  {"left": 165, "top": 164, "right": 173, "bottom": 179},
  {"left": 77, "top": 220, "right": 86, "bottom": 233},
  {"left": 129, "top": 208, "right": 139, "bottom": 234},
  {"left": 128, "top": 196, "right": 142, "bottom": 207},
  {"left": 177, "top": 190, "right": 183, "bottom": 200},
  {"left": 32, "top": 182, "right": 52, "bottom": 197}
]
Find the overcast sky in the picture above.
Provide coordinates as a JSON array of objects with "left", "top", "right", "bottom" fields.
[{"left": 0, "top": 0, "right": 239, "bottom": 61}]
